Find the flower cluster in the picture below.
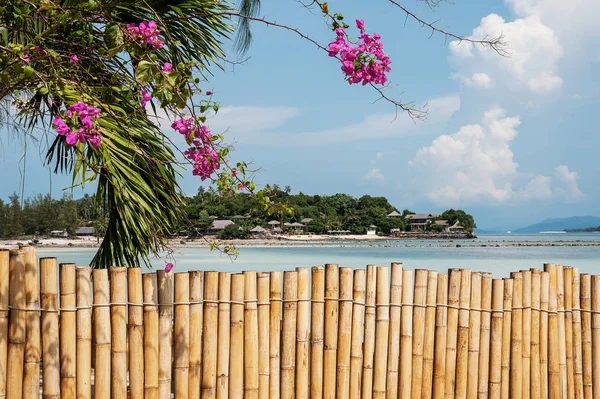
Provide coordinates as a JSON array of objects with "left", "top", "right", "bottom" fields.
[
  {"left": 327, "top": 20, "right": 391, "bottom": 86},
  {"left": 52, "top": 102, "right": 102, "bottom": 148},
  {"left": 126, "top": 21, "right": 165, "bottom": 50},
  {"left": 171, "top": 118, "right": 219, "bottom": 180}
]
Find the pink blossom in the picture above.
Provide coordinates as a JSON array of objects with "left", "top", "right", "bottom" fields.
[
  {"left": 127, "top": 20, "right": 165, "bottom": 50},
  {"left": 22, "top": 55, "right": 31, "bottom": 63},
  {"left": 53, "top": 102, "right": 102, "bottom": 148},
  {"left": 141, "top": 89, "right": 151, "bottom": 107},
  {"left": 356, "top": 19, "right": 365, "bottom": 31},
  {"left": 206, "top": 91, "right": 213, "bottom": 96},
  {"left": 162, "top": 62, "right": 173, "bottom": 73},
  {"left": 165, "top": 262, "right": 174, "bottom": 273},
  {"left": 70, "top": 55, "right": 79, "bottom": 64}
]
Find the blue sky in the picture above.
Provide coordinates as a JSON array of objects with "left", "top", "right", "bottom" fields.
[{"left": 2, "top": 0, "right": 599, "bottom": 230}]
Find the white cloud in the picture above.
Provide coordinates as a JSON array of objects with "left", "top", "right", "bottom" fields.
[
  {"left": 363, "top": 168, "right": 385, "bottom": 182},
  {"left": 371, "top": 152, "right": 384, "bottom": 164},
  {"left": 471, "top": 73, "right": 492, "bottom": 88},
  {"left": 207, "top": 106, "right": 303, "bottom": 135},
  {"left": 409, "top": 107, "right": 584, "bottom": 205}
]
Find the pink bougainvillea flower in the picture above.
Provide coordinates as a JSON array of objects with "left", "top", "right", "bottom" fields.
[
  {"left": 162, "top": 62, "right": 173, "bottom": 73},
  {"left": 356, "top": 19, "right": 365, "bottom": 31},
  {"left": 53, "top": 102, "right": 102, "bottom": 148},
  {"left": 141, "top": 89, "right": 151, "bottom": 107},
  {"left": 205, "top": 91, "right": 213, "bottom": 96},
  {"left": 70, "top": 55, "right": 79, "bottom": 64},
  {"left": 22, "top": 55, "right": 31, "bottom": 63},
  {"left": 127, "top": 20, "right": 165, "bottom": 50},
  {"left": 165, "top": 262, "right": 174, "bottom": 273}
]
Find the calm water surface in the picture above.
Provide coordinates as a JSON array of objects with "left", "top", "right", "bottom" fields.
[{"left": 37, "top": 233, "right": 600, "bottom": 278}]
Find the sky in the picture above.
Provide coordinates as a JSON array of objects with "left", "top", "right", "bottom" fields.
[{"left": 1, "top": 0, "right": 599, "bottom": 231}]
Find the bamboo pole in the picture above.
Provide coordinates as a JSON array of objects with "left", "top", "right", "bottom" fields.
[
  {"left": 477, "top": 272, "right": 492, "bottom": 399},
  {"left": 530, "top": 269, "right": 541, "bottom": 399},
  {"left": 557, "top": 265, "right": 568, "bottom": 399},
  {"left": 412, "top": 269, "right": 428, "bottom": 399},
  {"left": 521, "top": 270, "right": 532, "bottom": 399},
  {"left": 467, "top": 272, "right": 482, "bottom": 399},
  {"left": 40, "top": 258, "right": 60, "bottom": 399},
  {"left": 202, "top": 271, "right": 219, "bottom": 399},
  {"left": 76, "top": 267, "right": 92, "bottom": 399},
  {"left": 281, "top": 271, "right": 298, "bottom": 399},
  {"left": 444, "top": 269, "right": 461, "bottom": 399},
  {"left": 216, "top": 273, "right": 231, "bottom": 399},
  {"left": 572, "top": 268, "right": 584, "bottom": 399},
  {"left": 421, "top": 271, "right": 438, "bottom": 399},
  {"left": 336, "top": 267, "right": 353, "bottom": 399},
  {"left": 258, "top": 272, "right": 271, "bottom": 399},
  {"left": 60, "top": 263, "right": 77, "bottom": 398},
  {"left": 189, "top": 271, "right": 204, "bottom": 399},
  {"left": 294, "top": 268, "right": 308, "bottom": 399},
  {"left": 386, "top": 263, "right": 402, "bottom": 399},
  {"left": 230, "top": 274, "right": 245, "bottom": 399},
  {"left": 143, "top": 273, "right": 159, "bottom": 399},
  {"left": 373, "top": 266, "right": 390, "bottom": 399},
  {"left": 432, "top": 273, "right": 448, "bottom": 399},
  {"left": 545, "top": 264, "right": 561, "bottom": 399},
  {"left": 270, "top": 272, "right": 282, "bottom": 399},
  {"left": 0, "top": 250, "right": 8, "bottom": 399},
  {"left": 324, "top": 264, "right": 339, "bottom": 399},
  {"left": 22, "top": 247, "right": 39, "bottom": 399},
  {"left": 510, "top": 271, "right": 523, "bottom": 399},
  {"left": 244, "top": 271, "right": 259, "bottom": 399},
  {"left": 311, "top": 266, "right": 325, "bottom": 399},
  {"left": 362, "top": 265, "right": 377, "bottom": 399},
  {"left": 591, "top": 275, "right": 600, "bottom": 399},
  {"left": 350, "top": 269, "right": 366, "bottom": 399},
  {"left": 500, "top": 278, "right": 513, "bottom": 399},
  {"left": 540, "top": 272, "right": 549, "bottom": 399},
  {"left": 175, "top": 272, "right": 191, "bottom": 399},
  {"left": 128, "top": 268, "right": 144, "bottom": 399},
  {"left": 7, "top": 250, "right": 25, "bottom": 399},
  {"left": 93, "top": 268, "right": 111, "bottom": 399},
  {"left": 455, "top": 269, "right": 471, "bottom": 399},
  {"left": 581, "top": 274, "right": 592, "bottom": 399},
  {"left": 110, "top": 267, "right": 127, "bottom": 399},
  {"left": 564, "top": 267, "right": 575, "bottom": 399},
  {"left": 489, "top": 279, "right": 504, "bottom": 399},
  {"left": 158, "top": 269, "right": 174, "bottom": 399}
]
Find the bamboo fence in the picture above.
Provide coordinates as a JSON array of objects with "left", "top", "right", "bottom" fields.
[{"left": 0, "top": 247, "right": 599, "bottom": 398}]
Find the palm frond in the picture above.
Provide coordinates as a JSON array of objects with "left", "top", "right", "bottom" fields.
[{"left": 233, "top": 0, "right": 261, "bottom": 54}]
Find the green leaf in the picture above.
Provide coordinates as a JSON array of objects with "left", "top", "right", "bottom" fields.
[
  {"left": 23, "top": 66, "right": 34, "bottom": 78},
  {"left": 38, "top": 87, "right": 49, "bottom": 95},
  {"left": 135, "top": 60, "right": 155, "bottom": 85},
  {"left": 104, "top": 23, "right": 124, "bottom": 50}
]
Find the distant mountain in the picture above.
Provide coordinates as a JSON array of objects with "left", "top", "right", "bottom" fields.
[{"left": 514, "top": 216, "right": 600, "bottom": 233}]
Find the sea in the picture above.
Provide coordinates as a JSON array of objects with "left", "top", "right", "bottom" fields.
[{"left": 36, "top": 233, "right": 600, "bottom": 278}]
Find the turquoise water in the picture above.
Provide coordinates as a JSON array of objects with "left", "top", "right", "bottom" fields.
[{"left": 36, "top": 234, "right": 600, "bottom": 278}]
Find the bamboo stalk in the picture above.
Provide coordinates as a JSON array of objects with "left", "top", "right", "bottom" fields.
[
  {"left": 412, "top": 269, "right": 428, "bottom": 399},
  {"left": 564, "top": 267, "right": 575, "bottom": 399},
  {"left": 581, "top": 274, "right": 592, "bottom": 399},
  {"left": 189, "top": 271, "right": 204, "bottom": 399},
  {"left": 444, "top": 269, "right": 461, "bottom": 399},
  {"left": 281, "top": 271, "right": 298, "bottom": 399},
  {"left": 455, "top": 269, "right": 471, "bottom": 399},
  {"left": 591, "top": 275, "right": 600, "bottom": 399},
  {"left": 216, "top": 273, "right": 231, "bottom": 399},
  {"left": 296, "top": 269, "right": 309, "bottom": 399},
  {"left": 477, "top": 273, "right": 492, "bottom": 399},
  {"left": 21, "top": 247, "right": 39, "bottom": 399},
  {"left": 110, "top": 267, "right": 127, "bottom": 399},
  {"left": 93, "top": 268, "right": 111, "bottom": 399},
  {"left": 540, "top": 272, "right": 549, "bottom": 399},
  {"left": 572, "top": 268, "right": 584, "bottom": 399},
  {"left": 60, "top": 263, "right": 77, "bottom": 398},
  {"left": 373, "top": 266, "right": 390, "bottom": 399},
  {"left": 421, "top": 271, "right": 438, "bottom": 399},
  {"left": 386, "top": 263, "right": 402, "bottom": 399},
  {"left": 244, "top": 271, "right": 259, "bottom": 399},
  {"left": 336, "top": 267, "right": 353, "bottom": 399},
  {"left": 350, "top": 269, "right": 366, "bottom": 399},
  {"left": 230, "top": 274, "right": 245, "bottom": 399},
  {"left": 432, "top": 273, "right": 448, "bottom": 399},
  {"left": 521, "top": 270, "right": 532, "bottom": 399},
  {"left": 467, "top": 272, "right": 482, "bottom": 399},
  {"left": 270, "top": 272, "right": 282, "bottom": 399},
  {"left": 158, "top": 270, "right": 174, "bottom": 399},
  {"left": 143, "top": 273, "right": 159, "bottom": 399},
  {"left": 500, "top": 278, "right": 513, "bottom": 399},
  {"left": 40, "top": 258, "right": 59, "bottom": 399},
  {"left": 311, "top": 266, "right": 325, "bottom": 399},
  {"left": 510, "top": 271, "right": 523, "bottom": 399},
  {"left": 258, "top": 272, "right": 271, "bottom": 399},
  {"left": 489, "top": 279, "right": 504, "bottom": 399},
  {"left": 7, "top": 250, "right": 25, "bottom": 399},
  {"left": 76, "top": 267, "right": 92, "bottom": 399},
  {"left": 324, "top": 264, "right": 339, "bottom": 399},
  {"left": 545, "top": 264, "right": 561, "bottom": 399},
  {"left": 362, "top": 265, "right": 377, "bottom": 399},
  {"left": 0, "top": 250, "right": 9, "bottom": 399},
  {"left": 557, "top": 265, "right": 568, "bottom": 399},
  {"left": 175, "top": 272, "right": 191, "bottom": 399},
  {"left": 128, "top": 268, "right": 144, "bottom": 399},
  {"left": 202, "top": 272, "right": 219, "bottom": 399},
  {"left": 530, "top": 269, "right": 541, "bottom": 399}
]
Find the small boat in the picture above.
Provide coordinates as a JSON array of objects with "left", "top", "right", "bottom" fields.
[{"left": 506, "top": 231, "right": 511, "bottom": 234}]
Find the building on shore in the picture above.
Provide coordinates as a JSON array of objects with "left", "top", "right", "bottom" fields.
[
  {"left": 208, "top": 219, "right": 237, "bottom": 234},
  {"left": 406, "top": 213, "right": 441, "bottom": 231},
  {"left": 75, "top": 227, "right": 95, "bottom": 237}
]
